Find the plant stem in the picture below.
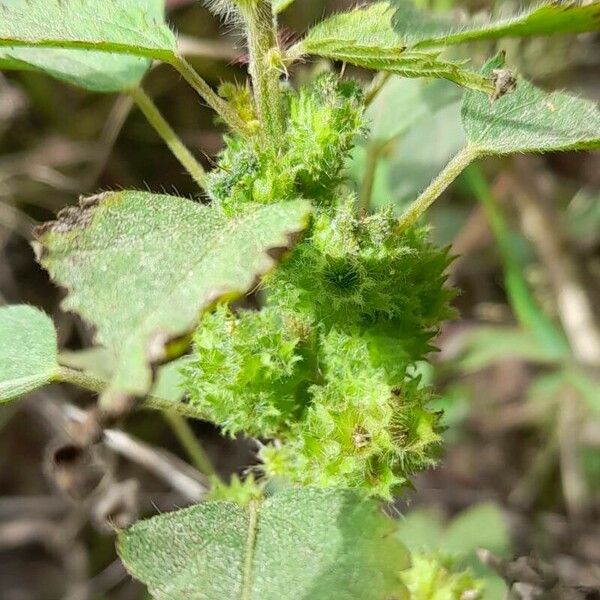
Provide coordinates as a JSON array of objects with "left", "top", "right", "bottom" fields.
[
  {"left": 56, "top": 366, "right": 105, "bottom": 394},
  {"left": 130, "top": 87, "right": 207, "bottom": 190},
  {"left": 170, "top": 56, "right": 250, "bottom": 136},
  {"left": 359, "top": 142, "right": 381, "bottom": 216},
  {"left": 55, "top": 366, "right": 203, "bottom": 419},
  {"left": 364, "top": 72, "right": 391, "bottom": 107},
  {"left": 162, "top": 411, "right": 217, "bottom": 477},
  {"left": 243, "top": 1, "right": 285, "bottom": 144},
  {"left": 397, "top": 146, "right": 478, "bottom": 231}
]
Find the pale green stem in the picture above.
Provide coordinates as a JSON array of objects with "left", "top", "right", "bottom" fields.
[
  {"left": 244, "top": 1, "right": 285, "bottom": 144},
  {"left": 56, "top": 366, "right": 105, "bottom": 394},
  {"left": 130, "top": 87, "right": 207, "bottom": 190},
  {"left": 397, "top": 146, "right": 479, "bottom": 231},
  {"left": 170, "top": 55, "right": 250, "bottom": 136},
  {"left": 359, "top": 142, "right": 382, "bottom": 216},
  {"left": 162, "top": 411, "right": 217, "bottom": 477},
  {"left": 55, "top": 366, "right": 202, "bottom": 419},
  {"left": 364, "top": 72, "right": 391, "bottom": 107}
]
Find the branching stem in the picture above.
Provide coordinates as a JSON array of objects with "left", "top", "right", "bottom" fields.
[
  {"left": 55, "top": 366, "right": 203, "bottom": 418},
  {"left": 130, "top": 87, "right": 207, "bottom": 190},
  {"left": 398, "top": 146, "right": 479, "bottom": 231},
  {"left": 171, "top": 55, "right": 250, "bottom": 136}
]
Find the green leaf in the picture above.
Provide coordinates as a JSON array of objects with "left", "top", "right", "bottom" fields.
[
  {"left": 458, "top": 326, "right": 566, "bottom": 372},
  {"left": 293, "top": 3, "right": 493, "bottom": 93},
  {"left": 463, "top": 53, "right": 600, "bottom": 155},
  {"left": 392, "top": 0, "right": 600, "bottom": 49},
  {"left": 0, "top": 0, "right": 175, "bottom": 91},
  {"left": 397, "top": 505, "right": 510, "bottom": 600},
  {"left": 273, "top": 0, "right": 295, "bottom": 14},
  {"left": 441, "top": 503, "right": 510, "bottom": 558},
  {"left": 349, "top": 78, "right": 464, "bottom": 213},
  {"left": 0, "top": 305, "right": 58, "bottom": 402},
  {"left": 118, "top": 488, "right": 410, "bottom": 600},
  {"left": 35, "top": 191, "right": 311, "bottom": 404},
  {"left": 389, "top": 97, "right": 465, "bottom": 209},
  {"left": 294, "top": 0, "right": 600, "bottom": 91},
  {"left": 366, "top": 77, "right": 462, "bottom": 145}
]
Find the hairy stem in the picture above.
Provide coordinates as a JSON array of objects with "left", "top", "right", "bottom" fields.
[
  {"left": 130, "top": 87, "right": 207, "bottom": 189},
  {"left": 55, "top": 366, "right": 204, "bottom": 419},
  {"left": 243, "top": 1, "right": 285, "bottom": 144},
  {"left": 171, "top": 56, "right": 250, "bottom": 135},
  {"left": 398, "top": 146, "right": 479, "bottom": 231},
  {"left": 163, "top": 411, "right": 217, "bottom": 477}
]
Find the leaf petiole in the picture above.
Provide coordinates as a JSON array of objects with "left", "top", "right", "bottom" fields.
[
  {"left": 129, "top": 87, "right": 207, "bottom": 190},
  {"left": 162, "top": 411, "right": 217, "bottom": 477},
  {"left": 397, "top": 145, "right": 479, "bottom": 231},
  {"left": 55, "top": 365, "right": 204, "bottom": 418},
  {"left": 171, "top": 56, "right": 252, "bottom": 136}
]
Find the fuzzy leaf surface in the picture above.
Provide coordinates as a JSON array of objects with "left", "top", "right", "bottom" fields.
[
  {"left": 0, "top": 305, "right": 58, "bottom": 402},
  {"left": 118, "top": 488, "right": 410, "bottom": 600},
  {"left": 35, "top": 191, "right": 311, "bottom": 402},
  {"left": 392, "top": 0, "right": 600, "bottom": 48},
  {"left": 0, "top": 0, "right": 174, "bottom": 91},
  {"left": 463, "top": 54, "right": 600, "bottom": 155},
  {"left": 293, "top": 3, "right": 492, "bottom": 93}
]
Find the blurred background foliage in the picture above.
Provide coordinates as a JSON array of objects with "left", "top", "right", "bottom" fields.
[{"left": 0, "top": 0, "right": 599, "bottom": 598}]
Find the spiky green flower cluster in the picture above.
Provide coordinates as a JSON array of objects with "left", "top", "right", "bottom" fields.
[
  {"left": 182, "top": 75, "right": 454, "bottom": 498},
  {"left": 208, "top": 76, "right": 364, "bottom": 211}
]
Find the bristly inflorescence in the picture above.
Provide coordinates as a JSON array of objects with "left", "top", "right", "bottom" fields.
[{"left": 182, "top": 74, "right": 455, "bottom": 498}]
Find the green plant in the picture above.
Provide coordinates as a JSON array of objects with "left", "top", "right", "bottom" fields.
[{"left": 1, "top": 0, "right": 599, "bottom": 597}]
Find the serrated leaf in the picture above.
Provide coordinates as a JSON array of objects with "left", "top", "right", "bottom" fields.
[
  {"left": 463, "top": 53, "right": 600, "bottom": 155},
  {"left": 0, "top": 305, "right": 58, "bottom": 402},
  {"left": 295, "top": 1, "right": 600, "bottom": 91},
  {"left": 35, "top": 191, "right": 311, "bottom": 403},
  {"left": 273, "top": 0, "right": 295, "bottom": 14},
  {"left": 293, "top": 3, "right": 493, "bottom": 93},
  {"left": 118, "top": 488, "right": 410, "bottom": 600},
  {"left": 0, "top": 0, "right": 175, "bottom": 91},
  {"left": 392, "top": 0, "right": 600, "bottom": 48}
]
